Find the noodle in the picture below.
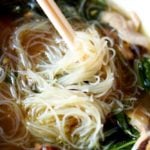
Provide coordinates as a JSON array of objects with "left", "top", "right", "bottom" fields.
[
  {"left": 0, "top": 67, "right": 5, "bottom": 83},
  {"left": 23, "top": 86, "right": 111, "bottom": 149},
  {"left": 0, "top": 99, "right": 29, "bottom": 146},
  {"left": 11, "top": 20, "right": 115, "bottom": 97}
]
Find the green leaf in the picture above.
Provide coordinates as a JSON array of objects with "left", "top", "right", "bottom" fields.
[
  {"left": 102, "top": 112, "right": 139, "bottom": 150},
  {"left": 56, "top": 0, "right": 107, "bottom": 20},
  {"left": 135, "top": 56, "right": 150, "bottom": 90},
  {"left": 107, "top": 140, "right": 136, "bottom": 150},
  {"left": 115, "top": 112, "right": 139, "bottom": 138}
]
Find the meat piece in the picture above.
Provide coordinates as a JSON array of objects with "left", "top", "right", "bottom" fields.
[
  {"left": 101, "top": 12, "right": 150, "bottom": 52},
  {"left": 127, "top": 106, "right": 150, "bottom": 150},
  {"left": 146, "top": 140, "right": 150, "bottom": 150},
  {"left": 127, "top": 106, "right": 150, "bottom": 133},
  {"left": 132, "top": 132, "right": 150, "bottom": 150},
  {"left": 127, "top": 12, "right": 140, "bottom": 31}
]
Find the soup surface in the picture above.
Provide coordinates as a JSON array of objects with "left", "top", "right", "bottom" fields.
[{"left": 0, "top": 1, "right": 150, "bottom": 150}]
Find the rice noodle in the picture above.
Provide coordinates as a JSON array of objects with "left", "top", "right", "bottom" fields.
[
  {"left": 12, "top": 20, "right": 115, "bottom": 97},
  {"left": 0, "top": 67, "right": 6, "bottom": 83},
  {"left": 23, "top": 86, "right": 111, "bottom": 149},
  {"left": 0, "top": 99, "right": 29, "bottom": 146}
]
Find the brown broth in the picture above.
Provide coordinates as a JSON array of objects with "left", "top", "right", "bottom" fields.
[
  {"left": 0, "top": 6, "right": 150, "bottom": 150},
  {"left": 139, "top": 94, "right": 150, "bottom": 112},
  {"left": 0, "top": 15, "right": 23, "bottom": 150}
]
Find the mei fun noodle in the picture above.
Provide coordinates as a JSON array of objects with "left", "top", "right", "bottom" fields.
[
  {"left": 13, "top": 21, "right": 115, "bottom": 96},
  {"left": 0, "top": 0, "right": 150, "bottom": 150},
  {"left": 23, "top": 86, "right": 110, "bottom": 149},
  {"left": 1, "top": 19, "right": 113, "bottom": 148}
]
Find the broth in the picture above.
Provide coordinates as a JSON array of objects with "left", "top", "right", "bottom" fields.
[{"left": 0, "top": 1, "right": 150, "bottom": 150}]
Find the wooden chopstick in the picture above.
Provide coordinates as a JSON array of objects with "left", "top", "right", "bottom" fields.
[{"left": 36, "top": 0, "right": 75, "bottom": 49}]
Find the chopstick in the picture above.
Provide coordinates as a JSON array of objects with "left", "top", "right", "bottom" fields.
[{"left": 36, "top": 0, "right": 75, "bottom": 49}]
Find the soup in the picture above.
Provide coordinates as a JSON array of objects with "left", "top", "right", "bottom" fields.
[{"left": 0, "top": 0, "right": 150, "bottom": 150}]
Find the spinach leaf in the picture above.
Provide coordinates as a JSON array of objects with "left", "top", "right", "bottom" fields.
[
  {"left": 78, "top": 0, "right": 107, "bottom": 20},
  {"left": 56, "top": 0, "right": 107, "bottom": 20},
  {"left": 0, "top": 0, "right": 46, "bottom": 17},
  {"left": 135, "top": 56, "right": 150, "bottom": 90},
  {"left": 107, "top": 140, "right": 136, "bottom": 150},
  {"left": 0, "top": 0, "right": 29, "bottom": 16},
  {"left": 102, "top": 112, "right": 139, "bottom": 150},
  {"left": 115, "top": 112, "right": 139, "bottom": 138}
]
